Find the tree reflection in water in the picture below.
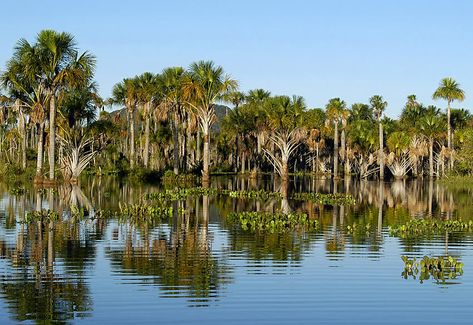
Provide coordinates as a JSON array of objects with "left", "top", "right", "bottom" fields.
[{"left": 105, "top": 194, "right": 233, "bottom": 307}]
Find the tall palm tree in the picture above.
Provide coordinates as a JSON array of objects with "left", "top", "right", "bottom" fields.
[
  {"left": 34, "top": 30, "right": 96, "bottom": 181},
  {"left": 183, "top": 61, "right": 238, "bottom": 183},
  {"left": 369, "top": 95, "right": 388, "bottom": 180},
  {"left": 1, "top": 41, "right": 48, "bottom": 178},
  {"left": 326, "top": 98, "right": 347, "bottom": 178},
  {"left": 136, "top": 72, "right": 159, "bottom": 168},
  {"left": 161, "top": 67, "right": 186, "bottom": 174},
  {"left": 420, "top": 113, "right": 443, "bottom": 177},
  {"left": 433, "top": 77, "right": 465, "bottom": 169},
  {"left": 263, "top": 95, "right": 306, "bottom": 184},
  {"left": 112, "top": 78, "right": 139, "bottom": 168}
]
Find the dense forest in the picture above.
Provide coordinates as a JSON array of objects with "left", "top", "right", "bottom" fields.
[{"left": 1, "top": 30, "right": 473, "bottom": 186}]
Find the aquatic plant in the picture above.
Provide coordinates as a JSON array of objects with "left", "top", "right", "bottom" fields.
[
  {"left": 144, "top": 187, "right": 218, "bottom": 201},
  {"left": 221, "top": 189, "right": 281, "bottom": 199},
  {"left": 292, "top": 192, "right": 356, "bottom": 205},
  {"left": 22, "top": 210, "right": 59, "bottom": 224},
  {"left": 227, "top": 211, "right": 319, "bottom": 233},
  {"left": 346, "top": 222, "right": 372, "bottom": 234},
  {"left": 401, "top": 255, "right": 464, "bottom": 283},
  {"left": 115, "top": 202, "right": 177, "bottom": 222},
  {"left": 389, "top": 219, "right": 473, "bottom": 238}
]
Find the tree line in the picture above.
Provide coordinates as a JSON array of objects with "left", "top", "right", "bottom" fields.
[{"left": 1, "top": 30, "right": 472, "bottom": 185}]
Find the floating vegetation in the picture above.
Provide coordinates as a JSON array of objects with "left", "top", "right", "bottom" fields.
[
  {"left": 292, "top": 192, "right": 356, "bottom": 205},
  {"left": 346, "top": 222, "right": 372, "bottom": 235},
  {"left": 144, "top": 187, "right": 218, "bottom": 201},
  {"left": 115, "top": 202, "right": 177, "bottom": 222},
  {"left": 227, "top": 211, "right": 319, "bottom": 233},
  {"left": 21, "top": 210, "right": 59, "bottom": 224},
  {"left": 221, "top": 189, "right": 281, "bottom": 199},
  {"left": 389, "top": 219, "right": 473, "bottom": 238},
  {"left": 401, "top": 255, "right": 464, "bottom": 283},
  {"left": 9, "top": 186, "right": 25, "bottom": 195}
]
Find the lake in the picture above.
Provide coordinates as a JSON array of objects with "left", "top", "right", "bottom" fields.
[{"left": 1, "top": 176, "right": 473, "bottom": 324}]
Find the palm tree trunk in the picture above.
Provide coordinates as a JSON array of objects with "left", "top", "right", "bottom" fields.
[
  {"left": 143, "top": 107, "right": 150, "bottom": 168},
  {"left": 333, "top": 122, "right": 339, "bottom": 178},
  {"left": 36, "top": 123, "right": 44, "bottom": 179},
  {"left": 48, "top": 94, "right": 56, "bottom": 181},
  {"left": 447, "top": 100, "right": 453, "bottom": 170},
  {"left": 196, "top": 129, "right": 201, "bottom": 162},
  {"left": 172, "top": 118, "right": 179, "bottom": 175},
  {"left": 202, "top": 123, "right": 210, "bottom": 183},
  {"left": 129, "top": 109, "right": 135, "bottom": 169},
  {"left": 379, "top": 117, "right": 384, "bottom": 180},
  {"left": 429, "top": 137, "right": 434, "bottom": 178}
]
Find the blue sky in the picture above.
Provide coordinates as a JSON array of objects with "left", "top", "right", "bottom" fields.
[{"left": 1, "top": 0, "right": 472, "bottom": 117}]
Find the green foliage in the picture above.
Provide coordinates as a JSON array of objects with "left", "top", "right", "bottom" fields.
[
  {"left": 456, "top": 128, "right": 473, "bottom": 174},
  {"left": 227, "top": 211, "right": 319, "bottom": 233},
  {"left": 389, "top": 218, "right": 473, "bottom": 238},
  {"left": 401, "top": 255, "right": 464, "bottom": 283},
  {"left": 292, "top": 192, "right": 356, "bottom": 205},
  {"left": 114, "top": 202, "right": 178, "bottom": 223},
  {"left": 221, "top": 189, "right": 281, "bottom": 199},
  {"left": 144, "top": 187, "right": 217, "bottom": 201}
]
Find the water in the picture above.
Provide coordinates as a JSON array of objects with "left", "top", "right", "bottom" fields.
[{"left": 1, "top": 177, "right": 473, "bottom": 324}]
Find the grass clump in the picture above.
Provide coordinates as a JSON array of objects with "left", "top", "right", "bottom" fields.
[{"left": 144, "top": 187, "right": 217, "bottom": 201}]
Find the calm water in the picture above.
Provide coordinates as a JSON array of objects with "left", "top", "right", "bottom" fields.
[{"left": 1, "top": 176, "right": 473, "bottom": 324}]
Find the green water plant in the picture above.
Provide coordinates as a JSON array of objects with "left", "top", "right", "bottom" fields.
[
  {"left": 389, "top": 219, "right": 473, "bottom": 238},
  {"left": 116, "top": 202, "right": 176, "bottom": 222},
  {"left": 227, "top": 211, "right": 319, "bottom": 233},
  {"left": 401, "top": 255, "right": 464, "bottom": 283},
  {"left": 144, "top": 187, "right": 218, "bottom": 201},
  {"left": 292, "top": 192, "right": 356, "bottom": 205},
  {"left": 221, "top": 189, "right": 281, "bottom": 199}
]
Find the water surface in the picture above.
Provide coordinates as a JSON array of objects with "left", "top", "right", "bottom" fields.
[{"left": 1, "top": 177, "right": 472, "bottom": 324}]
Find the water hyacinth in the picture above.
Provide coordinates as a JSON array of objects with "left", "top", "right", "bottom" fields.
[
  {"left": 291, "top": 192, "right": 356, "bottom": 205},
  {"left": 389, "top": 219, "right": 473, "bottom": 238},
  {"left": 115, "top": 202, "right": 177, "bottom": 222},
  {"left": 144, "top": 187, "right": 218, "bottom": 201},
  {"left": 227, "top": 211, "right": 319, "bottom": 233},
  {"left": 401, "top": 255, "right": 464, "bottom": 283}
]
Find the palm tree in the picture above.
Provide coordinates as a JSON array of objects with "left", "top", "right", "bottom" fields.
[
  {"left": 1, "top": 42, "right": 48, "bottom": 179},
  {"left": 326, "top": 98, "right": 347, "bottom": 178},
  {"left": 420, "top": 113, "right": 443, "bottom": 177},
  {"left": 369, "top": 95, "right": 387, "bottom": 180},
  {"left": 263, "top": 95, "right": 306, "bottom": 184},
  {"left": 183, "top": 61, "right": 238, "bottom": 183},
  {"left": 136, "top": 72, "right": 159, "bottom": 168},
  {"left": 112, "top": 78, "right": 139, "bottom": 168},
  {"left": 161, "top": 67, "right": 186, "bottom": 174},
  {"left": 33, "top": 30, "right": 96, "bottom": 181},
  {"left": 433, "top": 77, "right": 465, "bottom": 169}
]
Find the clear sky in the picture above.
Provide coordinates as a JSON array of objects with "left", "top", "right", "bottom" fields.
[{"left": 1, "top": 0, "right": 472, "bottom": 117}]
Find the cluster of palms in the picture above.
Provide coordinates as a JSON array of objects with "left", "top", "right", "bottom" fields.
[
  {"left": 0, "top": 30, "right": 471, "bottom": 184},
  {"left": 219, "top": 79, "right": 468, "bottom": 181}
]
